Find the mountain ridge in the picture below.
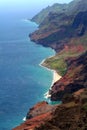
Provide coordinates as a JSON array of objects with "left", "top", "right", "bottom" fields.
[
  {"left": 30, "top": 0, "right": 87, "bottom": 52},
  {"left": 13, "top": 0, "right": 87, "bottom": 129}
]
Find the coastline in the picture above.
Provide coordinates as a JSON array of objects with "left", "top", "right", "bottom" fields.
[
  {"left": 52, "top": 70, "right": 62, "bottom": 85},
  {"left": 39, "top": 57, "right": 62, "bottom": 99}
]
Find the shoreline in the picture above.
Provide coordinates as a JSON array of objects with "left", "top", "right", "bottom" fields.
[{"left": 39, "top": 57, "right": 62, "bottom": 99}]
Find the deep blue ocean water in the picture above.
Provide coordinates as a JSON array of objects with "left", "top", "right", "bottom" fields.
[{"left": 0, "top": 15, "right": 56, "bottom": 130}]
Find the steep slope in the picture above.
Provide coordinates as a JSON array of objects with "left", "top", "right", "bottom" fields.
[
  {"left": 67, "top": 0, "right": 87, "bottom": 15},
  {"left": 13, "top": 51, "right": 87, "bottom": 130},
  {"left": 50, "top": 51, "right": 87, "bottom": 101},
  {"left": 30, "top": 0, "right": 87, "bottom": 52},
  {"left": 30, "top": 11, "right": 73, "bottom": 51},
  {"left": 32, "top": 0, "right": 87, "bottom": 24},
  {"left": 31, "top": 3, "right": 68, "bottom": 24},
  {"left": 13, "top": 1, "right": 87, "bottom": 130},
  {"left": 35, "top": 103, "right": 87, "bottom": 130},
  {"left": 42, "top": 44, "right": 85, "bottom": 76},
  {"left": 13, "top": 89, "right": 87, "bottom": 130},
  {"left": 13, "top": 101, "right": 57, "bottom": 130}
]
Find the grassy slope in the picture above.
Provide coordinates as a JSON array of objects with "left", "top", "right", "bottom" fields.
[
  {"left": 31, "top": 4, "right": 68, "bottom": 24},
  {"left": 42, "top": 43, "right": 86, "bottom": 76}
]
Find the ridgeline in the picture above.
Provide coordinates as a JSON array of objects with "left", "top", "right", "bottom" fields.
[{"left": 13, "top": 0, "right": 87, "bottom": 129}]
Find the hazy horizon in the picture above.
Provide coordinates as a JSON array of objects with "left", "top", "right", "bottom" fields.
[{"left": 0, "top": 0, "right": 73, "bottom": 19}]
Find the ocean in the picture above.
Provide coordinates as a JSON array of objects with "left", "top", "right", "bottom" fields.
[{"left": 0, "top": 15, "right": 55, "bottom": 130}]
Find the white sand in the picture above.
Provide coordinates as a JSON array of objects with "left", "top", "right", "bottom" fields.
[
  {"left": 52, "top": 70, "right": 62, "bottom": 85},
  {"left": 39, "top": 58, "right": 62, "bottom": 99},
  {"left": 44, "top": 70, "right": 61, "bottom": 99}
]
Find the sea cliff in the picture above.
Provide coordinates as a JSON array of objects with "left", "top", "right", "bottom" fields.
[{"left": 13, "top": 0, "right": 87, "bottom": 129}]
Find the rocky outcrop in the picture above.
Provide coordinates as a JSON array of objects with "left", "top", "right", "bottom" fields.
[
  {"left": 35, "top": 103, "right": 87, "bottom": 130},
  {"left": 13, "top": 0, "right": 87, "bottom": 129},
  {"left": 31, "top": 3, "right": 68, "bottom": 24},
  {"left": 26, "top": 101, "right": 55, "bottom": 119},
  {"left": 13, "top": 112, "right": 52, "bottom": 130},
  {"left": 50, "top": 51, "right": 87, "bottom": 101},
  {"left": 13, "top": 90, "right": 87, "bottom": 130},
  {"left": 13, "top": 52, "right": 87, "bottom": 130},
  {"left": 13, "top": 101, "right": 57, "bottom": 130},
  {"left": 30, "top": 0, "right": 87, "bottom": 52},
  {"left": 30, "top": 11, "right": 74, "bottom": 52},
  {"left": 31, "top": 0, "right": 87, "bottom": 25}
]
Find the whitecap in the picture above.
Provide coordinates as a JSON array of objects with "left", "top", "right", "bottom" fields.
[{"left": 23, "top": 117, "right": 26, "bottom": 121}]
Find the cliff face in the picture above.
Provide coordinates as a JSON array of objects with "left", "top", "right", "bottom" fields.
[
  {"left": 35, "top": 89, "right": 87, "bottom": 130},
  {"left": 13, "top": 89, "right": 87, "bottom": 130},
  {"left": 31, "top": 0, "right": 87, "bottom": 25},
  {"left": 51, "top": 51, "right": 87, "bottom": 101},
  {"left": 13, "top": 101, "right": 56, "bottom": 130},
  {"left": 13, "top": 52, "right": 87, "bottom": 130},
  {"left": 31, "top": 3, "right": 68, "bottom": 24},
  {"left": 13, "top": 0, "right": 87, "bottom": 129},
  {"left": 30, "top": 0, "right": 87, "bottom": 101},
  {"left": 30, "top": 11, "right": 73, "bottom": 51},
  {"left": 26, "top": 101, "right": 55, "bottom": 119},
  {"left": 72, "top": 11, "right": 87, "bottom": 36},
  {"left": 30, "top": 0, "right": 87, "bottom": 52},
  {"left": 35, "top": 104, "right": 87, "bottom": 130}
]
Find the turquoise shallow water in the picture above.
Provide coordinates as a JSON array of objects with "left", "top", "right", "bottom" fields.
[{"left": 0, "top": 17, "right": 56, "bottom": 130}]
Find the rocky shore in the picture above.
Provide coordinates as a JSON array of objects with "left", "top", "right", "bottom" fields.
[
  {"left": 13, "top": 101, "right": 58, "bottom": 130},
  {"left": 13, "top": 0, "right": 87, "bottom": 129},
  {"left": 13, "top": 51, "right": 87, "bottom": 130}
]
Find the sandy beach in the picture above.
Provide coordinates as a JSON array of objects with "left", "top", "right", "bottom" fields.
[
  {"left": 39, "top": 58, "right": 61, "bottom": 85},
  {"left": 40, "top": 58, "right": 62, "bottom": 99},
  {"left": 52, "top": 70, "right": 62, "bottom": 85},
  {"left": 44, "top": 70, "right": 61, "bottom": 99}
]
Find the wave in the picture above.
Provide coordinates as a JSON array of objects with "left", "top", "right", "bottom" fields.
[
  {"left": 44, "top": 91, "right": 51, "bottom": 99},
  {"left": 23, "top": 117, "right": 26, "bottom": 121}
]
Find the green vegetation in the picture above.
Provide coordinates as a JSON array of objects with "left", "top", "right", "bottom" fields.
[
  {"left": 31, "top": 3, "right": 68, "bottom": 24},
  {"left": 70, "top": 35, "right": 87, "bottom": 49},
  {"left": 43, "top": 49, "right": 83, "bottom": 76},
  {"left": 43, "top": 55, "right": 67, "bottom": 76},
  {"left": 32, "top": 0, "right": 87, "bottom": 25}
]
